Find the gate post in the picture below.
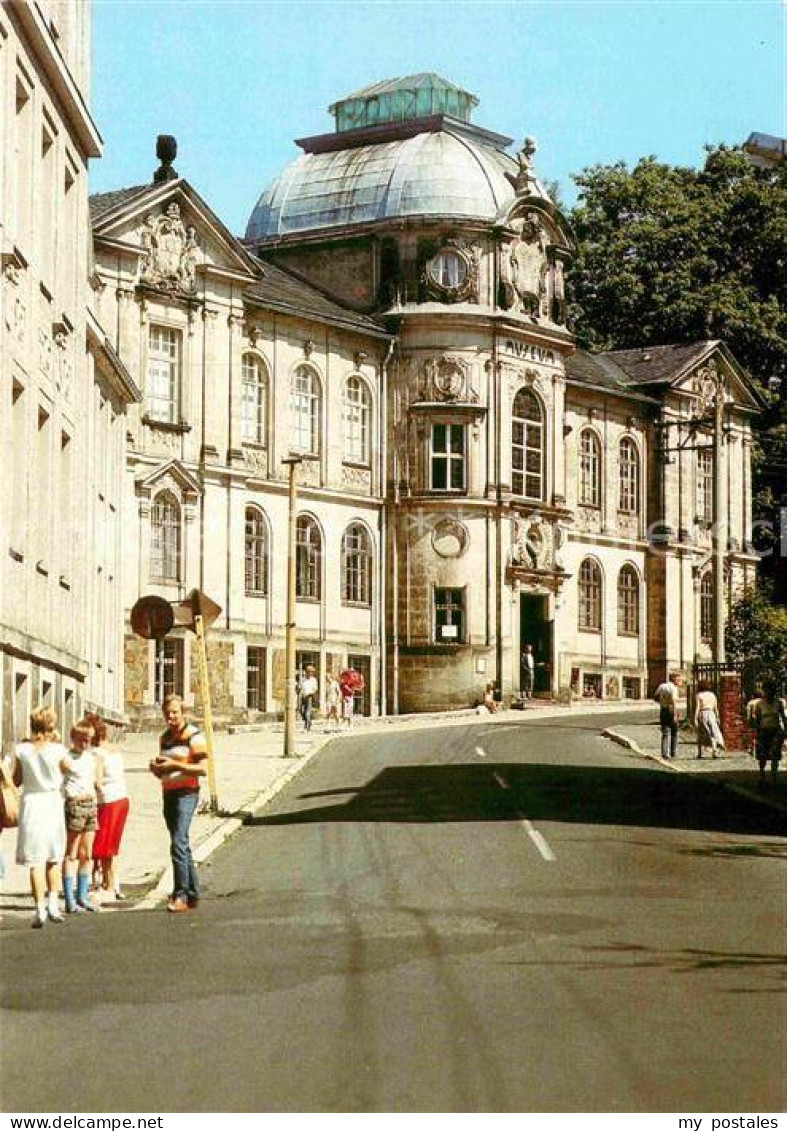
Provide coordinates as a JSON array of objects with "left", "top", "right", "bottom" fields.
[{"left": 719, "top": 672, "right": 745, "bottom": 751}]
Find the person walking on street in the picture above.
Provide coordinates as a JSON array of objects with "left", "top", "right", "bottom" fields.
[
  {"left": 11, "top": 707, "right": 68, "bottom": 928},
  {"left": 654, "top": 672, "right": 681, "bottom": 759},
  {"left": 340, "top": 667, "right": 362, "bottom": 728},
  {"left": 88, "top": 713, "right": 129, "bottom": 903},
  {"left": 299, "top": 665, "right": 318, "bottom": 732},
  {"left": 694, "top": 680, "right": 725, "bottom": 760},
  {"left": 62, "top": 719, "right": 100, "bottom": 913},
  {"left": 149, "top": 695, "right": 207, "bottom": 913},
  {"left": 325, "top": 673, "right": 341, "bottom": 731},
  {"left": 521, "top": 644, "right": 535, "bottom": 700},
  {"left": 752, "top": 678, "right": 786, "bottom": 785}
]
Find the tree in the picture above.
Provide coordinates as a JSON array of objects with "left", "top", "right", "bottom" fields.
[
  {"left": 725, "top": 583, "right": 787, "bottom": 676},
  {"left": 567, "top": 146, "right": 787, "bottom": 595}
]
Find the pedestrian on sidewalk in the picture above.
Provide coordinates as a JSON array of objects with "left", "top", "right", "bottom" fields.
[
  {"left": 88, "top": 713, "right": 129, "bottom": 903},
  {"left": 340, "top": 667, "right": 362, "bottom": 727},
  {"left": 325, "top": 673, "right": 341, "bottom": 731},
  {"left": 11, "top": 707, "right": 68, "bottom": 928},
  {"left": 654, "top": 672, "right": 681, "bottom": 759},
  {"left": 751, "top": 678, "right": 786, "bottom": 785},
  {"left": 62, "top": 719, "right": 100, "bottom": 914},
  {"left": 299, "top": 664, "right": 318, "bottom": 732},
  {"left": 694, "top": 681, "right": 725, "bottom": 760},
  {"left": 149, "top": 695, "right": 207, "bottom": 913}
]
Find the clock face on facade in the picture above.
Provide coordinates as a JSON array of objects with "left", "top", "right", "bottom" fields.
[{"left": 427, "top": 248, "right": 468, "bottom": 292}]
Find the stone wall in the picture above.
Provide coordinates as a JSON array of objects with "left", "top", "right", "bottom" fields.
[{"left": 124, "top": 635, "right": 149, "bottom": 708}]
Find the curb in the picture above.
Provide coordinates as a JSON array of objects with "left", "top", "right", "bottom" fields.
[
  {"left": 601, "top": 728, "right": 685, "bottom": 772},
  {"left": 134, "top": 732, "right": 334, "bottom": 911}
]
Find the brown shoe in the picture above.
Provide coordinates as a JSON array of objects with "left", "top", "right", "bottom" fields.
[
  {"left": 167, "top": 897, "right": 190, "bottom": 913},
  {"left": 187, "top": 895, "right": 200, "bottom": 910}
]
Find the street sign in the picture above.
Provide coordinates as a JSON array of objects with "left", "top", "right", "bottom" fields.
[
  {"left": 172, "top": 589, "right": 222, "bottom": 631},
  {"left": 130, "top": 595, "right": 174, "bottom": 640}
]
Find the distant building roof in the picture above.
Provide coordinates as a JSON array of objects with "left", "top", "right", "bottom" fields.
[
  {"left": 743, "top": 131, "right": 786, "bottom": 168},
  {"left": 246, "top": 259, "right": 390, "bottom": 338},
  {"left": 89, "top": 185, "right": 149, "bottom": 221}
]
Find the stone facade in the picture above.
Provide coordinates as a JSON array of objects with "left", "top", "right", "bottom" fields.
[{"left": 0, "top": 0, "right": 139, "bottom": 744}]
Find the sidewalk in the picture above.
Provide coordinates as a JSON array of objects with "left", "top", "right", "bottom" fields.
[
  {"left": 602, "top": 719, "right": 787, "bottom": 812},
  {"left": 2, "top": 699, "right": 774, "bottom": 920}
]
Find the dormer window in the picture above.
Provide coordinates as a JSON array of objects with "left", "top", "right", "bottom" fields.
[{"left": 427, "top": 248, "right": 468, "bottom": 292}]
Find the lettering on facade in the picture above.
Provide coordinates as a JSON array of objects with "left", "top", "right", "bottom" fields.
[{"left": 504, "top": 340, "right": 556, "bottom": 366}]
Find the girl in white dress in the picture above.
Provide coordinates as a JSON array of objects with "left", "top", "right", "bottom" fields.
[
  {"left": 12, "top": 707, "right": 68, "bottom": 928},
  {"left": 694, "top": 680, "right": 726, "bottom": 759}
]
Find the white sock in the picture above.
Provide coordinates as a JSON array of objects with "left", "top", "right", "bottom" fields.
[
  {"left": 46, "top": 892, "right": 59, "bottom": 912},
  {"left": 35, "top": 901, "right": 46, "bottom": 919}
]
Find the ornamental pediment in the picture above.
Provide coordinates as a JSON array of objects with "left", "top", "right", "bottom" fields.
[
  {"left": 412, "top": 355, "right": 480, "bottom": 405},
  {"left": 508, "top": 511, "right": 571, "bottom": 579},
  {"left": 136, "top": 458, "right": 202, "bottom": 500}
]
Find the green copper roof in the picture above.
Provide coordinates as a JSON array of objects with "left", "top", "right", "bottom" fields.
[{"left": 329, "top": 73, "right": 479, "bottom": 133}]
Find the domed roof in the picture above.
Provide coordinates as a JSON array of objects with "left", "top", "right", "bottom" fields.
[{"left": 246, "top": 126, "right": 521, "bottom": 241}]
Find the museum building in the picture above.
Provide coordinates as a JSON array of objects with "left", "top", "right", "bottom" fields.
[{"left": 87, "top": 72, "right": 761, "bottom": 721}]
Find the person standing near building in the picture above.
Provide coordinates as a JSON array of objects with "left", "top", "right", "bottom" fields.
[
  {"left": 12, "top": 707, "right": 68, "bottom": 928},
  {"left": 149, "top": 695, "right": 207, "bottom": 913},
  {"left": 62, "top": 719, "right": 100, "bottom": 914},
  {"left": 299, "top": 664, "right": 318, "bottom": 732},
  {"left": 325, "top": 673, "right": 341, "bottom": 731},
  {"left": 88, "top": 713, "right": 130, "bottom": 902},
  {"left": 752, "top": 678, "right": 786, "bottom": 784},
  {"left": 521, "top": 644, "right": 535, "bottom": 699},
  {"left": 694, "top": 681, "right": 725, "bottom": 759},
  {"left": 654, "top": 672, "right": 681, "bottom": 759}
]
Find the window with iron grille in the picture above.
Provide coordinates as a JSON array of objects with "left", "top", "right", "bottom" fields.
[
  {"left": 246, "top": 646, "right": 266, "bottom": 710},
  {"left": 343, "top": 375, "right": 371, "bottom": 464},
  {"left": 147, "top": 326, "right": 180, "bottom": 423},
  {"left": 241, "top": 354, "right": 267, "bottom": 444},
  {"left": 579, "top": 429, "right": 601, "bottom": 507},
  {"left": 578, "top": 558, "right": 602, "bottom": 631},
  {"left": 291, "top": 365, "right": 320, "bottom": 454},
  {"left": 244, "top": 507, "right": 268, "bottom": 595},
  {"left": 154, "top": 638, "right": 183, "bottom": 703},
  {"left": 697, "top": 447, "right": 714, "bottom": 523},
  {"left": 617, "top": 564, "right": 640, "bottom": 635},
  {"left": 511, "top": 388, "right": 543, "bottom": 500},
  {"left": 434, "top": 587, "right": 465, "bottom": 643},
  {"left": 342, "top": 522, "right": 372, "bottom": 605},
  {"left": 296, "top": 514, "right": 321, "bottom": 600},
  {"left": 700, "top": 572, "right": 713, "bottom": 640},
  {"left": 618, "top": 437, "right": 640, "bottom": 514},
  {"left": 150, "top": 491, "right": 181, "bottom": 582},
  {"left": 430, "top": 423, "right": 466, "bottom": 491}
]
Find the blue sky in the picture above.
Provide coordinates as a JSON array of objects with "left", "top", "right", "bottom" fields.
[{"left": 91, "top": 0, "right": 786, "bottom": 235}]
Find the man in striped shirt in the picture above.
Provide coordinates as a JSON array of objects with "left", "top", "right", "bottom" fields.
[{"left": 149, "top": 694, "right": 207, "bottom": 913}]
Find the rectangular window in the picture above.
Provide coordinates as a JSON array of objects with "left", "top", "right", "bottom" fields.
[
  {"left": 430, "top": 423, "right": 466, "bottom": 491},
  {"left": 11, "top": 380, "right": 26, "bottom": 552},
  {"left": 697, "top": 448, "right": 713, "bottom": 523},
  {"left": 434, "top": 587, "right": 465, "bottom": 644},
  {"left": 622, "top": 677, "right": 641, "bottom": 700},
  {"left": 246, "top": 646, "right": 266, "bottom": 711},
  {"left": 154, "top": 638, "right": 183, "bottom": 703},
  {"left": 13, "top": 76, "right": 33, "bottom": 250},
  {"left": 147, "top": 326, "right": 181, "bottom": 423}
]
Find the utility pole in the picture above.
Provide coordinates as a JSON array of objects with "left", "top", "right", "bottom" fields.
[{"left": 713, "top": 374, "right": 726, "bottom": 666}]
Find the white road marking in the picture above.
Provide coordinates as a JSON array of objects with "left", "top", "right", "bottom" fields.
[
  {"left": 521, "top": 819, "right": 557, "bottom": 862},
  {"left": 475, "top": 745, "right": 487, "bottom": 758},
  {"left": 491, "top": 771, "right": 555, "bottom": 861}
]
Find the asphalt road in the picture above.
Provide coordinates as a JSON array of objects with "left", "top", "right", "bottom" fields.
[{"left": 1, "top": 710, "right": 785, "bottom": 1114}]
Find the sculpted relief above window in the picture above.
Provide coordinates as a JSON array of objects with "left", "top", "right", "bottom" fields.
[{"left": 139, "top": 202, "right": 200, "bottom": 295}]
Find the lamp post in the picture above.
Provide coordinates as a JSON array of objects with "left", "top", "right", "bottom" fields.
[{"left": 281, "top": 454, "right": 316, "bottom": 757}]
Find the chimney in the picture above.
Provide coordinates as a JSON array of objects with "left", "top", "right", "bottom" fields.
[{"left": 153, "top": 135, "right": 178, "bottom": 184}]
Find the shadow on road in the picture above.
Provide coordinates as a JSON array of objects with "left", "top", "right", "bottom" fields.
[{"left": 247, "top": 762, "right": 787, "bottom": 838}]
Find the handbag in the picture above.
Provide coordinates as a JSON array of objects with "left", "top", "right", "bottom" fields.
[{"left": 0, "top": 762, "right": 20, "bottom": 828}]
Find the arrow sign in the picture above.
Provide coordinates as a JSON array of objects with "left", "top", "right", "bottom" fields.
[{"left": 172, "top": 589, "right": 222, "bottom": 632}]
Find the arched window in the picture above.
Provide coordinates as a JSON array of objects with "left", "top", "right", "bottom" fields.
[
  {"left": 700, "top": 572, "right": 713, "bottom": 641},
  {"left": 241, "top": 354, "right": 267, "bottom": 444},
  {"left": 244, "top": 507, "right": 268, "bottom": 595},
  {"left": 511, "top": 388, "right": 544, "bottom": 500},
  {"left": 291, "top": 365, "right": 320, "bottom": 454},
  {"left": 342, "top": 522, "right": 372, "bottom": 606},
  {"left": 296, "top": 515, "right": 321, "bottom": 600},
  {"left": 618, "top": 437, "right": 640, "bottom": 515},
  {"left": 343, "top": 376, "right": 371, "bottom": 465},
  {"left": 150, "top": 491, "right": 181, "bottom": 582},
  {"left": 579, "top": 429, "right": 601, "bottom": 507},
  {"left": 617, "top": 564, "right": 640, "bottom": 635},
  {"left": 578, "top": 558, "right": 602, "bottom": 631}
]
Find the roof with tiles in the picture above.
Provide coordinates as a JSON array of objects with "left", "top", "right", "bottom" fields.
[
  {"left": 246, "top": 259, "right": 390, "bottom": 338},
  {"left": 89, "top": 186, "right": 150, "bottom": 222},
  {"left": 603, "top": 342, "right": 716, "bottom": 385}
]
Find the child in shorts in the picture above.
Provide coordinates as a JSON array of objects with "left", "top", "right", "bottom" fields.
[{"left": 62, "top": 720, "right": 100, "bottom": 913}]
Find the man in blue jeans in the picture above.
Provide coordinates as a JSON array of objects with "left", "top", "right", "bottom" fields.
[
  {"left": 654, "top": 672, "right": 682, "bottom": 759},
  {"left": 149, "top": 694, "right": 207, "bottom": 913}
]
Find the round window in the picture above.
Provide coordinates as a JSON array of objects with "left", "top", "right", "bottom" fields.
[{"left": 427, "top": 248, "right": 468, "bottom": 291}]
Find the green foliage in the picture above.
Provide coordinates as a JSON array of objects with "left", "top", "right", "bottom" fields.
[{"left": 725, "top": 584, "right": 787, "bottom": 668}]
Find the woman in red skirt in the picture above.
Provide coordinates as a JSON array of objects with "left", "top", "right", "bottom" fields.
[{"left": 87, "top": 714, "right": 129, "bottom": 902}]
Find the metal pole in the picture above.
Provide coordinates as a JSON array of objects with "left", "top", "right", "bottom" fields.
[
  {"left": 283, "top": 457, "right": 301, "bottom": 757},
  {"left": 713, "top": 381, "right": 726, "bottom": 666},
  {"left": 193, "top": 613, "right": 219, "bottom": 813}
]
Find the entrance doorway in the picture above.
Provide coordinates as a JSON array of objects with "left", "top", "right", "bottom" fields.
[{"left": 519, "top": 594, "right": 552, "bottom": 695}]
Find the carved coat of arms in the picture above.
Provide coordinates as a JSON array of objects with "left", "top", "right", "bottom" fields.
[{"left": 139, "top": 202, "right": 199, "bottom": 294}]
